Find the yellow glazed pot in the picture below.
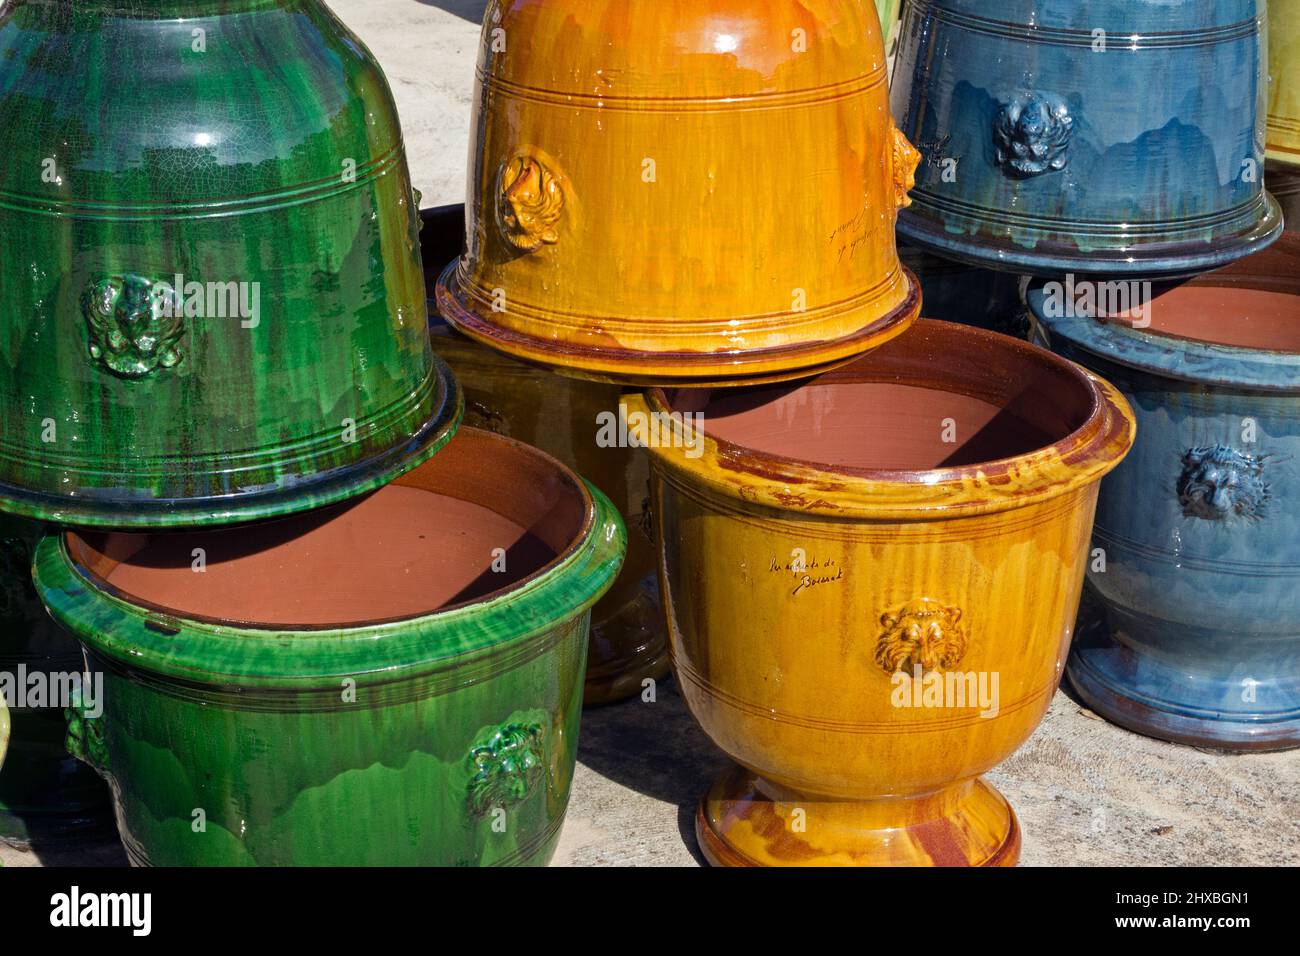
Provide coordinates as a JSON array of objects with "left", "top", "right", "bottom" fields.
[
  {"left": 1269, "top": 0, "right": 1300, "bottom": 166},
  {"left": 424, "top": 204, "right": 667, "bottom": 706},
  {"left": 633, "top": 320, "right": 1134, "bottom": 866},
  {"left": 438, "top": 0, "right": 921, "bottom": 386}
]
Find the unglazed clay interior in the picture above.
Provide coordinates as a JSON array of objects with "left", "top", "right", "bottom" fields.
[
  {"left": 66, "top": 430, "right": 588, "bottom": 628},
  {"left": 1106, "top": 285, "right": 1300, "bottom": 352},
  {"left": 666, "top": 320, "right": 1093, "bottom": 472}
]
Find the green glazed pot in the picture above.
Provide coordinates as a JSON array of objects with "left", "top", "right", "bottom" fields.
[
  {"left": 34, "top": 428, "right": 625, "bottom": 866},
  {"left": 0, "top": 514, "right": 113, "bottom": 848},
  {"left": 0, "top": 0, "right": 458, "bottom": 527}
]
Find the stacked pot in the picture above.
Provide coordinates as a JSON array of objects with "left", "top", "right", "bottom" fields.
[
  {"left": 0, "top": 0, "right": 624, "bottom": 865},
  {"left": 891, "top": 0, "right": 1296, "bottom": 751},
  {"left": 422, "top": 0, "right": 1146, "bottom": 868}
]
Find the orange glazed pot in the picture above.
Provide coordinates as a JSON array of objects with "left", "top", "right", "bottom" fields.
[
  {"left": 632, "top": 321, "right": 1134, "bottom": 866},
  {"left": 437, "top": 0, "right": 922, "bottom": 386}
]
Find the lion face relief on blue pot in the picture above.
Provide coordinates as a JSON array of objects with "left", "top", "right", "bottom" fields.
[
  {"left": 993, "top": 93, "right": 1073, "bottom": 177},
  {"left": 1176, "top": 445, "right": 1270, "bottom": 521}
]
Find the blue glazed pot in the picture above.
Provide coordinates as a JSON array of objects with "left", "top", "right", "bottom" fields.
[
  {"left": 899, "top": 241, "right": 1028, "bottom": 337},
  {"left": 892, "top": 0, "right": 1283, "bottom": 276},
  {"left": 1027, "top": 233, "right": 1300, "bottom": 749}
]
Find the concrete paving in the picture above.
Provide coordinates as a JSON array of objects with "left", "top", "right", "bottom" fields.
[{"left": 2, "top": 0, "right": 1296, "bottom": 868}]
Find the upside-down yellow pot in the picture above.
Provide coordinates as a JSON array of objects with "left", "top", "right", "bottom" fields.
[
  {"left": 632, "top": 320, "right": 1134, "bottom": 866},
  {"left": 438, "top": 0, "right": 921, "bottom": 386},
  {"left": 1269, "top": 0, "right": 1300, "bottom": 166}
]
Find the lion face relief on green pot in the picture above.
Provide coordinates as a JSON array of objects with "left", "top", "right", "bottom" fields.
[
  {"left": 82, "top": 274, "right": 186, "bottom": 379},
  {"left": 466, "top": 721, "right": 546, "bottom": 818}
]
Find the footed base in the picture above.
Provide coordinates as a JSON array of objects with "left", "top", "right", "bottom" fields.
[
  {"left": 1068, "top": 609, "right": 1300, "bottom": 752},
  {"left": 696, "top": 765, "right": 1020, "bottom": 867},
  {"left": 583, "top": 578, "right": 671, "bottom": 707}
]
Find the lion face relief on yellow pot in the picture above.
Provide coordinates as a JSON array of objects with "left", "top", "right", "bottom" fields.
[
  {"left": 496, "top": 153, "right": 564, "bottom": 252},
  {"left": 875, "top": 599, "right": 968, "bottom": 674}
]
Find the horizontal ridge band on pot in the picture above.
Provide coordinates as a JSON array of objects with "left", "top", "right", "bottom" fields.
[
  {"left": 438, "top": 0, "right": 922, "bottom": 386},
  {"left": 0, "top": 0, "right": 453, "bottom": 526},
  {"left": 34, "top": 427, "right": 626, "bottom": 866},
  {"left": 891, "top": 0, "right": 1283, "bottom": 275},
  {"left": 1268, "top": 0, "right": 1299, "bottom": 166}
]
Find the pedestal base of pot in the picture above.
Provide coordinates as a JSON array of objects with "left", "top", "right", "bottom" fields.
[
  {"left": 896, "top": 193, "right": 1285, "bottom": 279},
  {"left": 695, "top": 765, "right": 1020, "bottom": 867},
  {"left": 583, "top": 576, "right": 670, "bottom": 707},
  {"left": 437, "top": 262, "right": 922, "bottom": 388},
  {"left": 1068, "top": 610, "right": 1300, "bottom": 752}
]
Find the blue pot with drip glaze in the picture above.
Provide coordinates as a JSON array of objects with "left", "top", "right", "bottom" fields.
[
  {"left": 892, "top": 0, "right": 1284, "bottom": 276},
  {"left": 1027, "top": 233, "right": 1300, "bottom": 750}
]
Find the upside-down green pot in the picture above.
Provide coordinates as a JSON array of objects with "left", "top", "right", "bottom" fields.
[
  {"left": 34, "top": 428, "right": 625, "bottom": 866},
  {"left": 0, "top": 0, "right": 458, "bottom": 527}
]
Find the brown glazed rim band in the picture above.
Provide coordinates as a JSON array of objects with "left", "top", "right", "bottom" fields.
[{"left": 631, "top": 320, "right": 1136, "bottom": 521}]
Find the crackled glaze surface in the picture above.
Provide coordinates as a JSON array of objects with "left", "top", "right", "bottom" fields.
[
  {"left": 892, "top": 0, "right": 1282, "bottom": 275},
  {"left": 1030, "top": 234, "right": 1300, "bottom": 749},
  {"left": 0, "top": 0, "right": 457, "bottom": 526},
  {"left": 633, "top": 320, "right": 1134, "bottom": 866},
  {"left": 35, "top": 429, "right": 626, "bottom": 866},
  {"left": 437, "top": 0, "right": 920, "bottom": 385}
]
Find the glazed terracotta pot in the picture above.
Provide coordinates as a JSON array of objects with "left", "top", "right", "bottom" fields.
[
  {"left": 1029, "top": 234, "right": 1300, "bottom": 750},
  {"left": 0, "top": 514, "right": 113, "bottom": 848},
  {"left": 1268, "top": 0, "right": 1299, "bottom": 166},
  {"left": 892, "top": 0, "right": 1283, "bottom": 276},
  {"left": 437, "top": 0, "right": 922, "bottom": 386},
  {"left": 0, "top": 0, "right": 459, "bottom": 527},
  {"left": 34, "top": 428, "right": 625, "bottom": 866},
  {"left": 423, "top": 205, "right": 667, "bottom": 706},
  {"left": 632, "top": 320, "right": 1134, "bottom": 866}
]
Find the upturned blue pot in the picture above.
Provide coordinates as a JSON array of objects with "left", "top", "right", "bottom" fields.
[
  {"left": 892, "top": 0, "right": 1283, "bottom": 276},
  {"left": 1028, "top": 233, "right": 1300, "bottom": 750}
]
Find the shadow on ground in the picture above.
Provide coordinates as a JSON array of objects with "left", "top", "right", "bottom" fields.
[
  {"left": 414, "top": 0, "right": 487, "bottom": 24},
  {"left": 575, "top": 677, "right": 729, "bottom": 865}
]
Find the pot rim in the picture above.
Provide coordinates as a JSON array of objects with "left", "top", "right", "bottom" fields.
[
  {"left": 632, "top": 319, "right": 1135, "bottom": 520},
  {"left": 0, "top": 356, "right": 465, "bottom": 529},
  {"left": 32, "top": 428, "right": 627, "bottom": 688},
  {"left": 1028, "top": 232, "right": 1300, "bottom": 391}
]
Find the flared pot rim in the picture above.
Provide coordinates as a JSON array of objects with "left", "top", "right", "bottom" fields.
[
  {"left": 632, "top": 319, "right": 1136, "bottom": 520},
  {"left": 31, "top": 428, "right": 627, "bottom": 689},
  {"left": 1027, "top": 232, "right": 1300, "bottom": 391}
]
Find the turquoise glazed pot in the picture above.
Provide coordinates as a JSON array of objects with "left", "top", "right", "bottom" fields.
[
  {"left": 0, "top": 514, "right": 113, "bottom": 848},
  {"left": 1029, "top": 233, "right": 1300, "bottom": 749},
  {"left": 0, "top": 0, "right": 458, "bottom": 527},
  {"left": 34, "top": 428, "right": 625, "bottom": 865},
  {"left": 892, "top": 0, "right": 1283, "bottom": 276}
]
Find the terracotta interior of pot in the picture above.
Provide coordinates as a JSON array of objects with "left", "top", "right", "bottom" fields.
[
  {"left": 65, "top": 430, "right": 588, "bottom": 628},
  {"left": 1085, "top": 234, "right": 1299, "bottom": 351},
  {"left": 665, "top": 320, "right": 1093, "bottom": 471}
]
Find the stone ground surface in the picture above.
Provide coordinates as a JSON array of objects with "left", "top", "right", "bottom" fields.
[{"left": 3, "top": 0, "right": 1296, "bottom": 869}]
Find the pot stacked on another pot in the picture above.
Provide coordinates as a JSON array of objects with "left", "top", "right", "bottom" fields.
[
  {"left": 0, "top": 0, "right": 624, "bottom": 866},
  {"left": 433, "top": 0, "right": 1145, "bottom": 868}
]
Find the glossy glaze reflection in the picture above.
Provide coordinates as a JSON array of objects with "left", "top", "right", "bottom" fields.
[
  {"left": 892, "top": 0, "right": 1282, "bottom": 275},
  {"left": 35, "top": 429, "right": 626, "bottom": 866},
  {"left": 1268, "top": 0, "right": 1300, "bottom": 166},
  {"left": 633, "top": 320, "right": 1134, "bottom": 866},
  {"left": 1030, "top": 234, "right": 1300, "bottom": 750},
  {"left": 0, "top": 0, "right": 458, "bottom": 527},
  {"left": 438, "top": 0, "right": 921, "bottom": 386}
]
